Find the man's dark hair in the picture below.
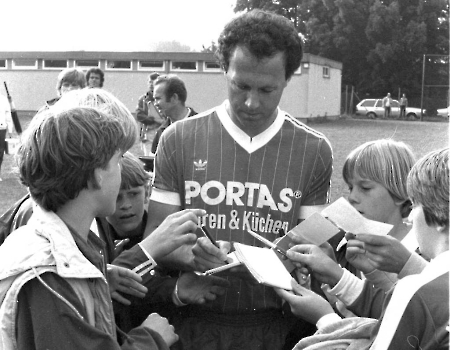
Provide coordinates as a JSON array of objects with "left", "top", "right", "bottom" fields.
[
  {"left": 154, "top": 75, "right": 187, "bottom": 104},
  {"left": 216, "top": 9, "right": 303, "bottom": 80},
  {"left": 86, "top": 68, "right": 105, "bottom": 87}
]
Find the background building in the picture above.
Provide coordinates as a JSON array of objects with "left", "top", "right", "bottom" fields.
[{"left": 0, "top": 51, "right": 342, "bottom": 120}]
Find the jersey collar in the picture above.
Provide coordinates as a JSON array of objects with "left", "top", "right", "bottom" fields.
[{"left": 216, "top": 100, "right": 285, "bottom": 153}]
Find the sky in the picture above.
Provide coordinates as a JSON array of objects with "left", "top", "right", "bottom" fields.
[{"left": 1, "top": 0, "right": 239, "bottom": 52}]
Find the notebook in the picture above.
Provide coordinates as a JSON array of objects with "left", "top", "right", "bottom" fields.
[{"left": 202, "top": 243, "right": 293, "bottom": 290}]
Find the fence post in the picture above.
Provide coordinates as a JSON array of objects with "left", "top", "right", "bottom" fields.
[{"left": 345, "top": 85, "right": 348, "bottom": 115}]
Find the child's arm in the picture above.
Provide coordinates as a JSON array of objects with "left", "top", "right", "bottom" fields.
[
  {"left": 275, "top": 278, "right": 339, "bottom": 326},
  {"left": 347, "top": 233, "right": 413, "bottom": 274},
  {"left": 139, "top": 209, "right": 204, "bottom": 261}
]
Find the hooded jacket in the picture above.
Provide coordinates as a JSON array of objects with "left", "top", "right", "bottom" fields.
[{"left": 0, "top": 205, "right": 168, "bottom": 350}]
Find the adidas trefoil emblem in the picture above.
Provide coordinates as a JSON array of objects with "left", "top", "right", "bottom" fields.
[{"left": 194, "top": 159, "right": 207, "bottom": 171}]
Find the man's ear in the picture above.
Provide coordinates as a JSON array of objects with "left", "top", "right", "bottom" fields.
[{"left": 171, "top": 93, "right": 179, "bottom": 103}]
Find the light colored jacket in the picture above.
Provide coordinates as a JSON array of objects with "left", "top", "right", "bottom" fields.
[{"left": 0, "top": 206, "right": 115, "bottom": 349}]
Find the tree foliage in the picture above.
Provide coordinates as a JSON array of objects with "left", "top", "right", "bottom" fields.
[
  {"left": 234, "top": 0, "right": 449, "bottom": 103},
  {"left": 150, "top": 41, "right": 192, "bottom": 52}
]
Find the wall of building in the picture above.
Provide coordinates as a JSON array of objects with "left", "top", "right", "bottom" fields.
[
  {"left": 0, "top": 51, "right": 342, "bottom": 119},
  {"left": 304, "top": 63, "right": 342, "bottom": 118}
]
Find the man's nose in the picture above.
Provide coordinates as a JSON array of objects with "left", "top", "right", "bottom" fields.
[{"left": 245, "top": 91, "right": 260, "bottom": 110}]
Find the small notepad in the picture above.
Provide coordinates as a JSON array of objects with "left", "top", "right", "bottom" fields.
[{"left": 202, "top": 244, "right": 293, "bottom": 290}]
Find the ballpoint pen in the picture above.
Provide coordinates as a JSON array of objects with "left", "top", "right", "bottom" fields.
[
  {"left": 200, "top": 225, "right": 220, "bottom": 249},
  {"left": 246, "top": 229, "right": 288, "bottom": 257}
]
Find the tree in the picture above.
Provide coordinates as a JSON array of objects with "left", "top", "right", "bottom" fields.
[
  {"left": 149, "top": 41, "right": 192, "bottom": 52},
  {"left": 201, "top": 41, "right": 219, "bottom": 53},
  {"left": 234, "top": 0, "right": 449, "bottom": 105}
]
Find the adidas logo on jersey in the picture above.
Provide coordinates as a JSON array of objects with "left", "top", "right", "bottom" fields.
[{"left": 194, "top": 159, "right": 207, "bottom": 171}]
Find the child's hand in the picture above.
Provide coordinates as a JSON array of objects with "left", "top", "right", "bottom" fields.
[
  {"left": 287, "top": 244, "right": 343, "bottom": 287},
  {"left": 275, "top": 278, "right": 336, "bottom": 325},
  {"left": 176, "top": 271, "right": 230, "bottom": 304},
  {"left": 140, "top": 209, "right": 206, "bottom": 260},
  {"left": 290, "top": 235, "right": 337, "bottom": 262},
  {"left": 349, "top": 234, "right": 412, "bottom": 274},
  {"left": 142, "top": 313, "right": 179, "bottom": 347},
  {"left": 345, "top": 234, "right": 377, "bottom": 274},
  {"left": 192, "top": 237, "right": 231, "bottom": 271},
  {"left": 106, "top": 264, "right": 148, "bottom": 305}
]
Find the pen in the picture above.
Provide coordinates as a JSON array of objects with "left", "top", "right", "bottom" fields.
[
  {"left": 246, "top": 229, "right": 288, "bottom": 257},
  {"left": 200, "top": 225, "right": 220, "bottom": 248}
]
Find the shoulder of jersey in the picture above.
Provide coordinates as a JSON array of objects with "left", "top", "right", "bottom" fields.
[{"left": 282, "top": 111, "right": 330, "bottom": 140}]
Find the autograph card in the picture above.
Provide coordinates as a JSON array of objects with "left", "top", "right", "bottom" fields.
[
  {"left": 321, "top": 197, "right": 393, "bottom": 235},
  {"left": 288, "top": 212, "right": 341, "bottom": 246}
]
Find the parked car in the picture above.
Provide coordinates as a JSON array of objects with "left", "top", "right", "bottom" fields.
[
  {"left": 355, "top": 99, "right": 425, "bottom": 119},
  {"left": 436, "top": 106, "right": 449, "bottom": 118}
]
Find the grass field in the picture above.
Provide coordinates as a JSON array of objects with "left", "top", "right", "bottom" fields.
[{"left": 0, "top": 114, "right": 448, "bottom": 215}]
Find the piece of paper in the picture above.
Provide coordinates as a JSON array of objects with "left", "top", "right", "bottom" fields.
[
  {"left": 234, "top": 243, "right": 293, "bottom": 290},
  {"left": 321, "top": 197, "right": 393, "bottom": 235},
  {"left": 288, "top": 212, "right": 341, "bottom": 246}
]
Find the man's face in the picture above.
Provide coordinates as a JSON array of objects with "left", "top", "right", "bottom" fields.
[
  {"left": 153, "top": 82, "right": 174, "bottom": 117},
  {"left": 88, "top": 73, "right": 102, "bottom": 88},
  {"left": 106, "top": 185, "right": 148, "bottom": 238},
  {"left": 225, "top": 45, "right": 288, "bottom": 136}
]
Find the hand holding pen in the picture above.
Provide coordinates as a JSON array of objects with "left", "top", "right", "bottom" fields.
[{"left": 192, "top": 225, "right": 231, "bottom": 271}]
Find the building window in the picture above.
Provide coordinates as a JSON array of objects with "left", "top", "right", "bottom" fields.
[
  {"left": 12, "top": 59, "right": 37, "bottom": 69},
  {"left": 138, "top": 60, "right": 165, "bottom": 71},
  {"left": 323, "top": 66, "right": 330, "bottom": 78},
  {"left": 171, "top": 61, "right": 197, "bottom": 71},
  {"left": 43, "top": 59, "right": 68, "bottom": 69},
  {"left": 75, "top": 60, "right": 99, "bottom": 68},
  {"left": 106, "top": 60, "right": 131, "bottom": 70},
  {"left": 0, "top": 59, "right": 6, "bottom": 69},
  {"left": 204, "top": 61, "right": 221, "bottom": 72}
]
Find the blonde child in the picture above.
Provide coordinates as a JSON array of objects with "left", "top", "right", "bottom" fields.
[{"left": 277, "top": 148, "right": 449, "bottom": 349}]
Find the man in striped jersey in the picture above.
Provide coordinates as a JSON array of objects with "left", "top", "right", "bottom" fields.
[{"left": 144, "top": 9, "right": 333, "bottom": 350}]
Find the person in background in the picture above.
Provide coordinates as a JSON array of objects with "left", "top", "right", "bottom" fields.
[
  {"left": 0, "top": 93, "right": 13, "bottom": 181},
  {"left": 136, "top": 72, "right": 164, "bottom": 154},
  {"left": 399, "top": 93, "right": 408, "bottom": 119},
  {"left": 144, "top": 9, "right": 333, "bottom": 350},
  {"left": 151, "top": 74, "right": 197, "bottom": 154},
  {"left": 87, "top": 67, "right": 105, "bottom": 88},
  {"left": 276, "top": 147, "right": 449, "bottom": 350},
  {"left": 382, "top": 92, "right": 392, "bottom": 119},
  {"left": 40, "top": 67, "right": 86, "bottom": 111}
]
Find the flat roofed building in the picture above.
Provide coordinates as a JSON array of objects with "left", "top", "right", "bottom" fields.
[{"left": 0, "top": 51, "right": 342, "bottom": 120}]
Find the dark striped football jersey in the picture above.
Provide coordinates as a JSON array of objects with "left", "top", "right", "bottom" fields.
[{"left": 152, "top": 100, "right": 333, "bottom": 313}]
